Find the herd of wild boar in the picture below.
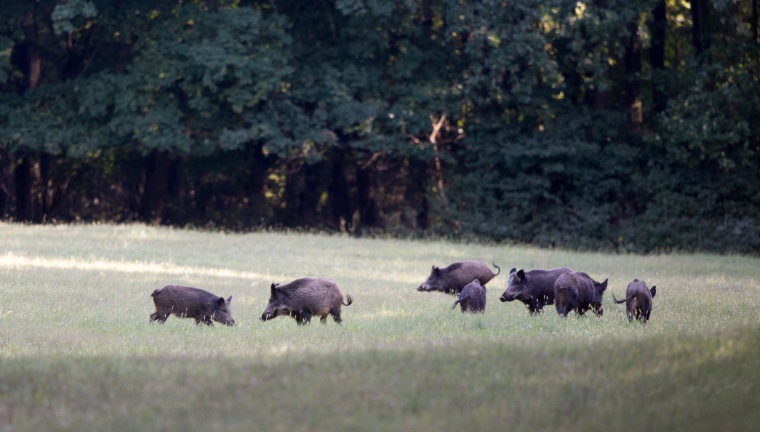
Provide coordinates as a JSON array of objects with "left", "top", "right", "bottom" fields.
[{"left": 149, "top": 260, "right": 657, "bottom": 327}]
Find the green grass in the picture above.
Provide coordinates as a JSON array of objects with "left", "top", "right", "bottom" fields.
[{"left": 0, "top": 223, "right": 758, "bottom": 431}]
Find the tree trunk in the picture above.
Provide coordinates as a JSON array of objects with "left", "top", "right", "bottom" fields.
[
  {"left": 14, "top": 9, "right": 42, "bottom": 222},
  {"left": 650, "top": 0, "right": 667, "bottom": 114},
  {"left": 21, "top": 11, "right": 41, "bottom": 90},
  {"left": 690, "top": 0, "right": 710, "bottom": 58},
  {"left": 245, "top": 144, "right": 274, "bottom": 226},
  {"left": 0, "top": 148, "right": 10, "bottom": 218},
  {"left": 299, "top": 162, "right": 324, "bottom": 226},
  {"left": 624, "top": 21, "right": 642, "bottom": 129},
  {"left": 281, "top": 162, "right": 324, "bottom": 228},
  {"left": 327, "top": 147, "right": 352, "bottom": 230},
  {"left": 753, "top": 0, "right": 758, "bottom": 46},
  {"left": 14, "top": 156, "right": 34, "bottom": 222},
  {"left": 403, "top": 159, "right": 429, "bottom": 230},
  {"left": 139, "top": 151, "right": 172, "bottom": 224},
  {"left": 38, "top": 153, "right": 52, "bottom": 223},
  {"left": 356, "top": 163, "right": 380, "bottom": 228}
]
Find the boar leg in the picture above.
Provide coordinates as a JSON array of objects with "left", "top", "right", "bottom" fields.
[
  {"left": 556, "top": 301, "right": 572, "bottom": 317},
  {"left": 295, "top": 310, "right": 312, "bottom": 325},
  {"left": 332, "top": 311, "right": 343, "bottom": 324},
  {"left": 532, "top": 297, "right": 546, "bottom": 313},
  {"left": 195, "top": 316, "right": 213, "bottom": 326},
  {"left": 150, "top": 311, "right": 169, "bottom": 323},
  {"left": 522, "top": 300, "right": 537, "bottom": 314},
  {"left": 642, "top": 309, "right": 651, "bottom": 323}
]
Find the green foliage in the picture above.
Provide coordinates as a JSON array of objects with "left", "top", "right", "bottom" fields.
[
  {"left": 0, "top": 0, "right": 758, "bottom": 252},
  {"left": 51, "top": 0, "right": 98, "bottom": 35}
]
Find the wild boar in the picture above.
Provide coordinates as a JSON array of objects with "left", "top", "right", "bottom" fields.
[
  {"left": 417, "top": 260, "right": 500, "bottom": 295},
  {"left": 451, "top": 279, "right": 487, "bottom": 313},
  {"left": 499, "top": 267, "right": 572, "bottom": 314},
  {"left": 150, "top": 285, "right": 234, "bottom": 326},
  {"left": 260, "top": 277, "right": 353, "bottom": 325},
  {"left": 553, "top": 271, "right": 608, "bottom": 317},
  {"left": 613, "top": 279, "right": 657, "bottom": 323}
]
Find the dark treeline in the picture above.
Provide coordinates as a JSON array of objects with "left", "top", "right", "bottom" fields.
[{"left": 0, "top": 0, "right": 758, "bottom": 253}]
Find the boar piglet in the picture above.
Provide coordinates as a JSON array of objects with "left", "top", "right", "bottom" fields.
[
  {"left": 553, "top": 272, "right": 608, "bottom": 317},
  {"left": 150, "top": 285, "right": 234, "bottom": 326},
  {"left": 499, "top": 267, "right": 572, "bottom": 314},
  {"left": 417, "top": 260, "right": 500, "bottom": 295},
  {"left": 260, "top": 277, "right": 352, "bottom": 325},
  {"left": 451, "top": 279, "right": 487, "bottom": 313},
  {"left": 613, "top": 279, "right": 657, "bottom": 323}
]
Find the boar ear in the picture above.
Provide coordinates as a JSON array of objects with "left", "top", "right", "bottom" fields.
[
  {"left": 650, "top": 286, "right": 656, "bottom": 298},
  {"left": 509, "top": 268, "right": 516, "bottom": 274},
  {"left": 270, "top": 283, "right": 277, "bottom": 298},
  {"left": 600, "top": 279, "right": 608, "bottom": 291},
  {"left": 516, "top": 269, "right": 525, "bottom": 280},
  {"left": 227, "top": 296, "right": 233, "bottom": 305},
  {"left": 217, "top": 297, "right": 226, "bottom": 307}
]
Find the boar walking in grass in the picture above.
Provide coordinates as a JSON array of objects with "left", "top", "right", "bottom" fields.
[
  {"left": 499, "top": 267, "right": 572, "bottom": 314},
  {"left": 150, "top": 285, "right": 235, "bottom": 326},
  {"left": 260, "top": 277, "right": 352, "bottom": 325},
  {"left": 451, "top": 279, "right": 487, "bottom": 313},
  {"left": 417, "top": 260, "right": 500, "bottom": 295},
  {"left": 613, "top": 279, "right": 657, "bottom": 323},
  {"left": 554, "top": 271, "right": 608, "bottom": 317}
]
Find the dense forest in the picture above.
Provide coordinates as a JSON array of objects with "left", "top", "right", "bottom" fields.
[{"left": 0, "top": 0, "right": 758, "bottom": 253}]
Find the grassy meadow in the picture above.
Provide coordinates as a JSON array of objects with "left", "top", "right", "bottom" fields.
[{"left": 0, "top": 223, "right": 758, "bottom": 431}]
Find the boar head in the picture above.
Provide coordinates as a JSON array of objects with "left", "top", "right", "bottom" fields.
[
  {"left": 260, "top": 283, "right": 291, "bottom": 321},
  {"left": 213, "top": 296, "right": 235, "bottom": 325},
  {"left": 590, "top": 279, "right": 608, "bottom": 316},
  {"left": 417, "top": 266, "right": 447, "bottom": 292}
]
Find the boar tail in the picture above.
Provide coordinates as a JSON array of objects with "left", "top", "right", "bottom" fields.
[
  {"left": 612, "top": 293, "right": 635, "bottom": 304},
  {"left": 451, "top": 295, "right": 470, "bottom": 310},
  {"left": 492, "top": 262, "right": 501, "bottom": 276},
  {"left": 343, "top": 293, "right": 353, "bottom": 306}
]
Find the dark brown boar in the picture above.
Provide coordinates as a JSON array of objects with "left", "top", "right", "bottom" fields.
[
  {"left": 417, "top": 260, "right": 500, "bottom": 295},
  {"left": 451, "top": 279, "right": 487, "bottom": 313},
  {"left": 613, "top": 279, "right": 657, "bottom": 322},
  {"left": 553, "top": 271, "right": 608, "bottom": 317},
  {"left": 150, "top": 285, "right": 234, "bottom": 326},
  {"left": 499, "top": 267, "right": 572, "bottom": 314},
  {"left": 260, "top": 277, "right": 352, "bottom": 325}
]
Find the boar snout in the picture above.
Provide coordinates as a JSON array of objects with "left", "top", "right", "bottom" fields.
[{"left": 500, "top": 292, "right": 515, "bottom": 302}]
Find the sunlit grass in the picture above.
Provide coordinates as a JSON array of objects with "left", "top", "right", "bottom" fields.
[{"left": 0, "top": 223, "right": 758, "bottom": 430}]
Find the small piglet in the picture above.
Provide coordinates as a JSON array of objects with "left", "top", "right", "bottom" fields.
[
  {"left": 613, "top": 279, "right": 657, "bottom": 323},
  {"left": 451, "top": 279, "right": 487, "bottom": 313},
  {"left": 150, "top": 285, "right": 235, "bottom": 326},
  {"left": 554, "top": 271, "right": 608, "bottom": 317},
  {"left": 260, "top": 277, "right": 352, "bottom": 325}
]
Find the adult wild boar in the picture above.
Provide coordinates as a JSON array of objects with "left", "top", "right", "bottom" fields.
[
  {"left": 150, "top": 285, "right": 234, "bottom": 326},
  {"left": 553, "top": 271, "right": 608, "bottom": 317},
  {"left": 613, "top": 279, "right": 657, "bottom": 323},
  {"left": 451, "top": 279, "right": 487, "bottom": 313},
  {"left": 499, "top": 267, "right": 572, "bottom": 314},
  {"left": 260, "top": 277, "right": 352, "bottom": 325},
  {"left": 417, "top": 260, "right": 500, "bottom": 295}
]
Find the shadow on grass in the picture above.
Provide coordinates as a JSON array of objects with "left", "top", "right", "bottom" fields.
[{"left": 2, "top": 325, "right": 759, "bottom": 432}]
